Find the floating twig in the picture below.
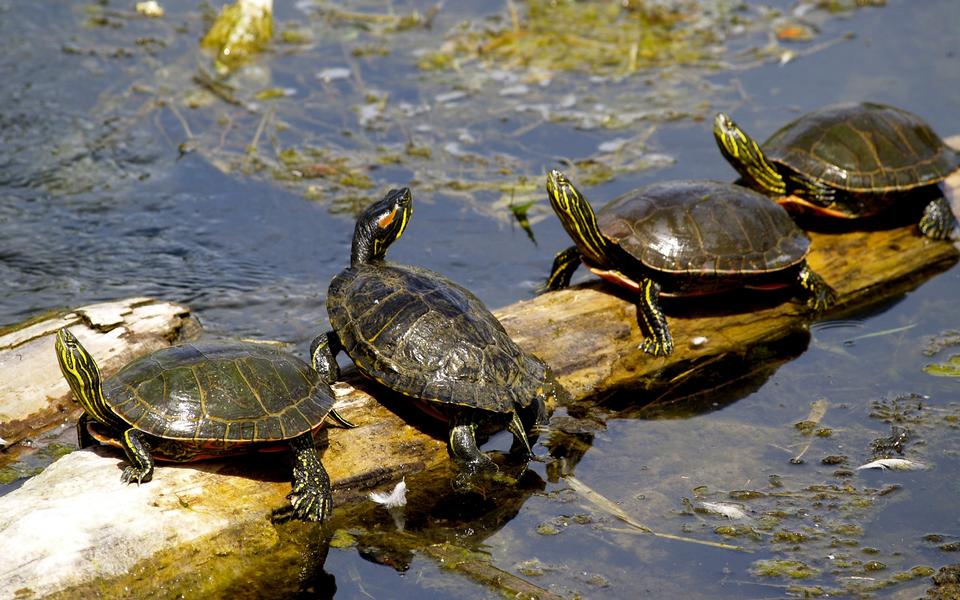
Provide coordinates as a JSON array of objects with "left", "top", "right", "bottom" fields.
[
  {"left": 791, "top": 398, "right": 828, "bottom": 464},
  {"left": 565, "top": 475, "right": 750, "bottom": 552},
  {"left": 843, "top": 323, "right": 916, "bottom": 344}
]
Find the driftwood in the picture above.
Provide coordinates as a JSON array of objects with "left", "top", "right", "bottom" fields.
[{"left": 1, "top": 163, "right": 959, "bottom": 597}]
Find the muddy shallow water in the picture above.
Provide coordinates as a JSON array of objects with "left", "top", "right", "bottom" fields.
[{"left": 2, "top": 0, "right": 959, "bottom": 597}]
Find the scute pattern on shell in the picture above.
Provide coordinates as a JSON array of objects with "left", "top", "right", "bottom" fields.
[
  {"left": 596, "top": 180, "right": 809, "bottom": 275},
  {"left": 327, "top": 262, "right": 547, "bottom": 413},
  {"left": 763, "top": 102, "right": 959, "bottom": 193},
  {"left": 103, "top": 343, "right": 337, "bottom": 443}
]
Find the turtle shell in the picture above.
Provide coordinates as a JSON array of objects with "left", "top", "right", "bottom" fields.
[
  {"left": 102, "top": 342, "right": 336, "bottom": 445},
  {"left": 327, "top": 262, "right": 547, "bottom": 414},
  {"left": 763, "top": 102, "right": 959, "bottom": 193},
  {"left": 597, "top": 180, "right": 809, "bottom": 276}
]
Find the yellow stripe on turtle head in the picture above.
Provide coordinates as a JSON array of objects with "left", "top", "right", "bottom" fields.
[
  {"left": 54, "top": 327, "right": 113, "bottom": 426},
  {"left": 546, "top": 169, "right": 612, "bottom": 267}
]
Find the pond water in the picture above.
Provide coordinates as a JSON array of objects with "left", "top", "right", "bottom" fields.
[{"left": 2, "top": 0, "right": 959, "bottom": 597}]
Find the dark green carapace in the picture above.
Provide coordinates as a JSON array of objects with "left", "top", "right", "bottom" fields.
[
  {"left": 314, "top": 188, "right": 561, "bottom": 479},
  {"left": 55, "top": 328, "right": 349, "bottom": 522},
  {"left": 713, "top": 102, "right": 960, "bottom": 240}
]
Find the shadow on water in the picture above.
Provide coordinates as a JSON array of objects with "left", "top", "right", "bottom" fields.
[{"left": 543, "top": 330, "right": 809, "bottom": 479}]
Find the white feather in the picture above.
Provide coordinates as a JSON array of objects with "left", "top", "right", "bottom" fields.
[
  {"left": 369, "top": 478, "right": 407, "bottom": 508},
  {"left": 698, "top": 502, "right": 748, "bottom": 520},
  {"left": 856, "top": 458, "right": 926, "bottom": 471}
]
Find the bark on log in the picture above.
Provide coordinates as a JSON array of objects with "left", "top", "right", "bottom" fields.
[
  {"left": 2, "top": 163, "right": 959, "bottom": 598},
  {"left": 0, "top": 298, "right": 197, "bottom": 454}
]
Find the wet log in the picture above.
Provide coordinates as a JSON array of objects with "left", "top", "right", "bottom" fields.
[
  {"left": 501, "top": 224, "right": 959, "bottom": 399},
  {"left": 3, "top": 160, "right": 960, "bottom": 597}
]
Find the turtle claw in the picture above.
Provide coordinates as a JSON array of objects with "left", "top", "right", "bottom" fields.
[
  {"left": 288, "top": 488, "right": 330, "bottom": 523},
  {"left": 807, "top": 286, "right": 838, "bottom": 312},
  {"left": 641, "top": 335, "right": 673, "bottom": 357},
  {"left": 288, "top": 435, "right": 333, "bottom": 523},
  {"left": 121, "top": 465, "right": 151, "bottom": 486},
  {"left": 798, "top": 264, "right": 837, "bottom": 312}
]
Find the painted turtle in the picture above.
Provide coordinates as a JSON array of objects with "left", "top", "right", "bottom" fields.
[
  {"left": 543, "top": 172, "right": 836, "bottom": 356},
  {"left": 54, "top": 328, "right": 352, "bottom": 522},
  {"left": 713, "top": 102, "right": 960, "bottom": 239},
  {"left": 312, "top": 188, "right": 562, "bottom": 476}
]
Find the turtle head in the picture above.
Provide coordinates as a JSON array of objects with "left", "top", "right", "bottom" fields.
[
  {"left": 351, "top": 187, "right": 413, "bottom": 266},
  {"left": 712, "top": 113, "right": 786, "bottom": 196},
  {"left": 546, "top": 169, "right": 612, "bottom": 267},
  {"left": 54, "top": 328, "right": 112, "bottom": 426}
]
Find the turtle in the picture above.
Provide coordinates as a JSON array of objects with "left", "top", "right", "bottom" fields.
[
  {"left": 54, "top": 327, "right": 353, "bottom": 522},
  {"left": 543, "top": 171, "right": 837, "bottom": 356},
  {"left": 712, "top": 102, "right": 960, "bottom": 240},
  {"left": 311, "top": 187, "right": 563, "bottom": 477}
]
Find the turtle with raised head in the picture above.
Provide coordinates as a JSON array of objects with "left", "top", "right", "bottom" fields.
[
  {"left": 713, "top": 102, "right": 959, "bottom": 239},
  {"left": 543, "top": 172, "right": 836, "bottom": 356},
  {"left": 313, "top": 188, "right": 562, "bottom": 477},
  {"left": 54, "top": 328, "right": 352, "bottom": 522}
]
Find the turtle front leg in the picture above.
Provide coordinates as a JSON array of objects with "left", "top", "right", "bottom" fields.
[
  {"left": 287, "top": 433, "right": 333, "bottom": 523},
  {"left": 791, "top": 173, "right": 836, "bottom": 207},
  {"left": 635, "top": 277, "right": 673, "bottom": 356},
  {"left": 310, "top": 333, "right": 356, "bottom": 429},
  {"left": 919, "top": 196, "right": 959, "bottom": 240},
  {"left": 797, "top": 263, "right": 837, "bottom": 311},
  {"left": 541, "top": 246, "right": 582, "bottom": 292},
  {"left": 310, "top": 331, "right": 342, "bottom": 384},
  {"left": 119, "top": 428, "right": 155, "bottom": 485}
]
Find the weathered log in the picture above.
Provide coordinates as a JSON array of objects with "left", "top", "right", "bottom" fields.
[
  {"left": 500, "top": 223, "right": 959, "bottom": 399},
  {"left": 0, "top": 298, "right": 197, "bottom": 455},
  {"left": 2, "top": 168, "right": 959, "bottom": 598}
]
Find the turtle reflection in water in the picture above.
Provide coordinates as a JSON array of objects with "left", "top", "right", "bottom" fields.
[
  {"left": 543, "top": 172, "right": 837, "bottom": 356},
  {"left": 313, "top": 188, "right": 564, "bottom": 481},
  {"left": 713, "top": 102, "right": 960, "bottom": 239},
  {"left": 54, "top": 328, "right": 353, "bottom": 522}
]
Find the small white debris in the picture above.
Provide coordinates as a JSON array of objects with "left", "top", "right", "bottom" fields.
[
  {"left": 0, "top": 437, "right": 8, "bottom": 448},
  {"left": 598, "top": 138, "right": 629, "bottom": 153},
  {"left": 316, "top": 68, "right": 351, "bottom": 83},
  {"left": 488, "top": 69, "right": 518, "bottom": 83},
  {"left": 357, "top": 103, "right": 383, "bottom": 128},
  {"left": 443, "top": 142, "right": 468, "bottom": 157},
  {"left": 136, "top": 1, "right": 164, "bottom": 17},
  {"left": 457, "top": 130, "right": 477, "bottom": 144},
  {"left": 856, "top": 458, "right": 926, "bottom": 471},
  {"left": 779, "top": 50, "right": 795, "bottom": 66},
  {"left": 435, "top": 91, "right": 467, "bottom": 104},
  {"left": 690, "top": 336, "right": 708, "bottom": 348},
  {"left": 330, "top": 382, "right": 355, "bottom": 398},
  {"left": 698, "top": 502, "right": 748, "bottom": 520},
  {"left": 499, "top": 84, "right": 530, "bottom": 97},
  {"left": 369, "top": 478, "right": 407, "bottom": 508},
  {"left": 642, "top": 153, "right": 676, "bottom": 169}
]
